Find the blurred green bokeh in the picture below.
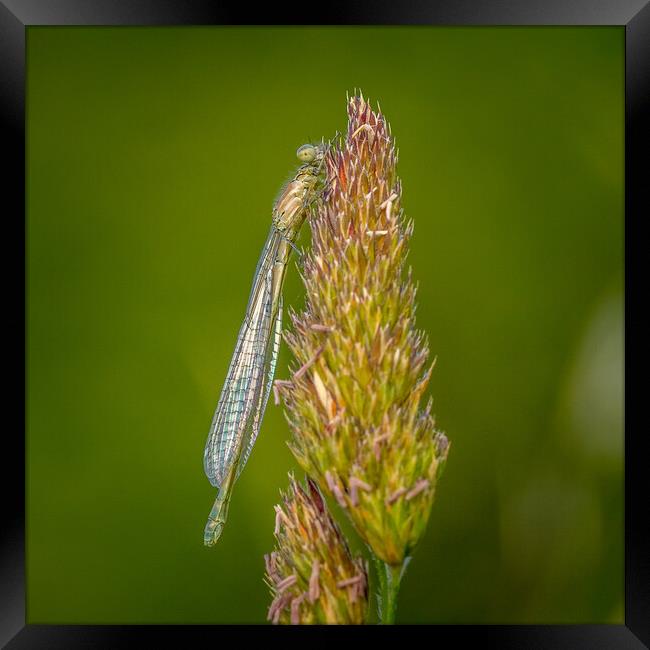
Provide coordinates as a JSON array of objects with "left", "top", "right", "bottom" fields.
[{"left": 26, "top": 26, "right": 623, "bottom": 624}]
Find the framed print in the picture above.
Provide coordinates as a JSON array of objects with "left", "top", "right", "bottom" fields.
[{"left": 3, "top": 0, "right": 648, "bottom": 645}]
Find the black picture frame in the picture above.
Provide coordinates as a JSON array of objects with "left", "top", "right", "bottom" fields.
[{"left": 3, "top": 1, "right": 647, "bottom": 645}]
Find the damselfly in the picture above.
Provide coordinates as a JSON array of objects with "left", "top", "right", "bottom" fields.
[{"left": 203, "top": 143, "right": 326, "bottom": 546}]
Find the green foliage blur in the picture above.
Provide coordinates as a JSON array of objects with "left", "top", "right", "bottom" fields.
[{"left": 26, "top": 26, "right": 623, "bottom": 623}]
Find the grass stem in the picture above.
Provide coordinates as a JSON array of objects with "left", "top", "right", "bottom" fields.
[{"left": 376, "top": 557, "right": 407, "bottom": 624}]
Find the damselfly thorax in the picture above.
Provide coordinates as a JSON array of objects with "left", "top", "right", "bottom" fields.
[{"left": 273, "top": 144, "right": 325, "bottom": 235}]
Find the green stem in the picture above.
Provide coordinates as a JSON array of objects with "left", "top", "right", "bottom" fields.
[{"left": 375, "top": 558, "right": 408, "bottom": 624}]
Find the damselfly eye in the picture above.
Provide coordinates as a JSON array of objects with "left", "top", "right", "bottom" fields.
[{"left": 296, "top": 144, "right": 317, "bottom": 163}]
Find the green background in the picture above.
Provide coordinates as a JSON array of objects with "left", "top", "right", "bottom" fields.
[{"left": 26, "top": 27, "right": 623, "bottom": 623}]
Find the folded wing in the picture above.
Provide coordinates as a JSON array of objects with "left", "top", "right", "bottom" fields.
[{"left": 203, "top": 228, "right": 281, "bottom": 487}]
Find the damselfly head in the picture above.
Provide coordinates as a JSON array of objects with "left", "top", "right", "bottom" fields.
[{"left": 296, "top": 143, "right": 318, "bottom": 163}]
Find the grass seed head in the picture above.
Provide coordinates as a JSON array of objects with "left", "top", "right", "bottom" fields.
[
  {"left": 265, "top": 475, "right": 369, "bottom": 624},
  {"left": 281, "top": 95, "right": 450, "bottom": 565}
]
